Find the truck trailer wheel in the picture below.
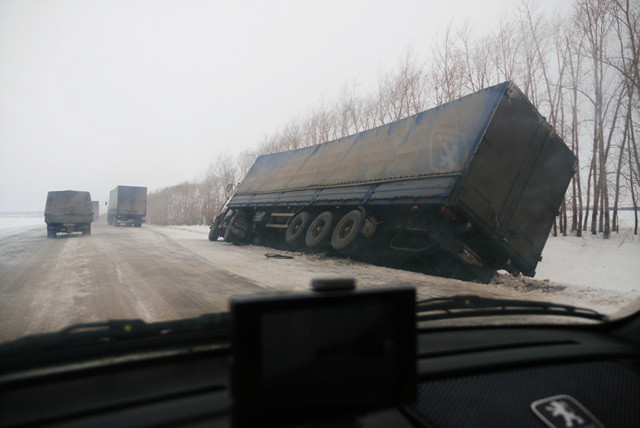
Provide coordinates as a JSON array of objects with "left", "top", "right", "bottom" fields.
[
  {"left": 223, "top": 224, "right": 242, "bottom": 245},
  {"left": 223, "top": 225, "right": 234, "bottom": 243},
  {"left": 82, "top": 225, "right": 91, "bottom": 236},
  {"left": 305, "top": 211, "right": 334, "bottom": 249},
  {"left": 285, "top": 211, "right": 310, "bottom": 247},
  {"left": 331, "top": 209, "right": 364, "bottom": 251},
  {"left": 208, "top": 226, "right": 220, "bottom": 241}
]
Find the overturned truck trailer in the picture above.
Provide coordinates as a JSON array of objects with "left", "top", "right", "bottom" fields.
[{"left": 210, "top": 82, "right": 576, "bottom": 278}]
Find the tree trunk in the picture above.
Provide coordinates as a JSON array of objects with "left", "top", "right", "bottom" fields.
[
  {"left": 562, "top": 198, "right": 568, "bottom": 236},
  {"left": 628, "top": 131, "right": 639, "bottom": 235}
]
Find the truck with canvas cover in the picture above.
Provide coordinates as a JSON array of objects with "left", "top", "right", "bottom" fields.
[
  {"left": 108, "top": 186, "right": 147, "bottom": 227},
  {"left": 44, "top": 190, "right": 93, "bottom": 238},
  {"left": 209, "top": 82, "right": 577, "bottom": 279}
]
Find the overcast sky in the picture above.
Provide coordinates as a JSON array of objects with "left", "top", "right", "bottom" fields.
[{"left": 0, "top": 0, "right": 571, "bottom": 211}]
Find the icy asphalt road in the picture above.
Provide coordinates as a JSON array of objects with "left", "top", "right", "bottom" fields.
[{"left": 0, "top": 223, "right": 636, "bottom": 342}]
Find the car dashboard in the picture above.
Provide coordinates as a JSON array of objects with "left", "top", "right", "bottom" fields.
[{"left": 1, "top": 286, "right": 639, "bottom": 428}]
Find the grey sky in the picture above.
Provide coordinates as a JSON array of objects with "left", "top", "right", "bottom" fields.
[{"left": 0, "top": 0, "right": 570, "bottom": 211}]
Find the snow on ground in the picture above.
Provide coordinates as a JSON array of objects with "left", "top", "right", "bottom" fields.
[
  {"left": 536, "top": 210, "right": 639, "bottom": 296},
  {"left": 159, "top": 218, "right": 640, "bottom": 302},
  {"left": 160, "top": 225, "right": 210, "bottom": 234},
  {"left": 2, "top": 216, "right": 635, "bottom": 314},
  {"left": 150, "top": 224, "right": 635, "bottom": 315},
  {"left": 0, "top": 216, "right": 44, "bottom": 239},
  {"left": 536, "top": 227, "right": 639, "bottom": 294}
]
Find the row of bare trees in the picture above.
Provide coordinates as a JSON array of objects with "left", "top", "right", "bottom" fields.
[
  {"left": 148, "top": 0, "right": 639, "bottom": 237},
  {"left": 148, "top": 154, "right": 237, "bottom": 225}
]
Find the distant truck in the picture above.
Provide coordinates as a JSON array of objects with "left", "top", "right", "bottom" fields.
[
  {"left": 209, "top": 82, "right": 576, "bottom": 279},
  {"left": 44, "top": 190, "right": 93, "bottom": 238},
  {"left": 108, "top": 186, "right": 147, "bottom": 227},
  {"left": 92, "top": 201, "right": 100, "bottom": 222}
]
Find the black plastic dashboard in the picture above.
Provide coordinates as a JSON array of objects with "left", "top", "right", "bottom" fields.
[{"left": 2, "top": 324, "right": 639, "bottom": 427}]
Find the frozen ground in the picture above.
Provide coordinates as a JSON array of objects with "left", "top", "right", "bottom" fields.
[
  {"left": 0, "top": 216, "right": 43, "bottom": 238},
  {"left": 535, "top": 227, "right": 639, "bottom": 294},
  {"left": 156, "top": 222, "right": 639, "bottom": 314},
  {"left": 535, "top": 210, "right": 639, "bottom": 295},
  {"left": 2, "top": 216, "right": 638, "bottom": 298},
  {"left": 4, "top": 222, "right": 597, "bottom": 341},
  {"left": 160, "top": 220, "right": 640, "bottom": 295},
  {"left": 0, "top": 216, "right": 638, "bottom": 342}
]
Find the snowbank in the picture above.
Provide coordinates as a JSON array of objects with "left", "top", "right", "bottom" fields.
[
  {"left": 0, "top": 217, "right": 44, "bottom": 239},
  {"left": 158, "top": 225, "right": 210, "bottom": 234},
  {"left": 536, "top": 211, "right": 639, "bottom": 295}
]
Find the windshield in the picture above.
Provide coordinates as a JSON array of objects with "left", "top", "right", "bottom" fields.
[{"left": 0, "top": 0, "right": 639, "bottom": 348}]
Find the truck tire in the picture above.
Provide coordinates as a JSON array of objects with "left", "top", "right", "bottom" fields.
[
  {"left": 134, "top": 222, "right": 142, "bottom": 227},
  {"left": 305, "top": 211, "right": 334, "bottom": 249},
  {"left": 223, "top": 224, "right": 241, "bottom": 245},
  {"left": 285, "top": 211, "right": 310, "bottom": 247},
  {"left": 82, "top": 224, "right": 91, "bottom": 236},
  {"left": 331, "top": 209, "right": 364, "bottom": 251},
  {"left": 208, "top": 226, "right": 220, "bottom": 241}
]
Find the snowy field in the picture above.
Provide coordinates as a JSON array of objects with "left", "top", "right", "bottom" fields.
[
  {"left": 0, "top": 215, "right": 43, "bottom": 238},
  {"left": 536, "top": 210, "right": 639, "bottom": 295}
]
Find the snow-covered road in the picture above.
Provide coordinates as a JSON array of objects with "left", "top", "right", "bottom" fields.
[{"left": 0, "top": 219, "right": 638, "bottom": 342}]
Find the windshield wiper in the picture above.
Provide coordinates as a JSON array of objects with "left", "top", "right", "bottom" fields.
[
  {"left": 57, "top": 312, "right": 230, "bottom": 339},
  {"left": 0, "top": 313, "right": 230, "bottom": 369},
  {"left": 416, "top": 295, "right": 608, "bottom": 322}
]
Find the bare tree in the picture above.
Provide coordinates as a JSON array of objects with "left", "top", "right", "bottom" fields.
[
  {"left": 335, "top": 80, "right": 360, "bottom": 137},
  {"left": 610, "top": 0, "right": 640, "bottom": 232},
  {"left": 430, "top": 23, "right": 466, "bottom": 104},
  {"left": 516, "top": 1, "right": 544, "bottom": 105},
  {"left": 610, "top": 0, "right": 640, "bottom": 97},
  {"left": 520, "top": 2, "right": 559, "bottom": 123},
  {"left": 458, "top": 21, "right": 496, "bottom": 92},
  {"left": 565, "top": 16, "right": 586, "bottom": 236},
  {"left": 237, "top": 149, "right": 258, "bottom": 179},
  {"left": 628, "top": 122, "right": 639, "bottom": 233},
  {"left": 491, "top": 15, "right": 522, "bottom": 82},
  {"left": 576, "top": 0, "right": 615, "bottom": 238}
]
